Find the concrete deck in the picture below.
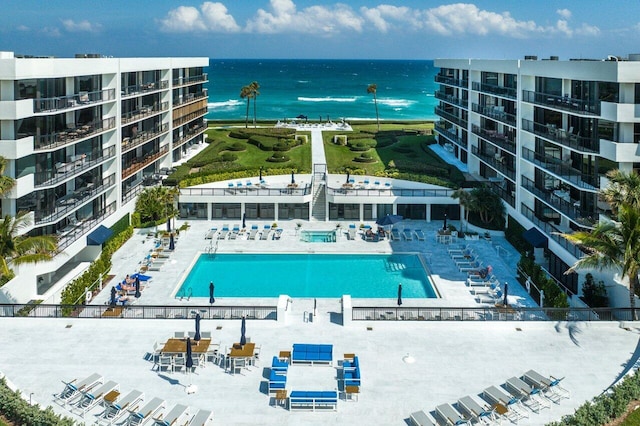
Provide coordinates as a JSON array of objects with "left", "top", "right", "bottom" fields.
[{"left": 1, "top": 220, "right": 639, "bottom": 425}]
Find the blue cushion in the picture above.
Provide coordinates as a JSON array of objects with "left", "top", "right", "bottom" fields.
[
  {"left": 269, "top": 371, "right": 287, "bottom": 381},
  {"left": 318, "top": 353, "right": 332, "bottom": 361},
  {"left": 269, "top": 382, "right": 286, "bottom": 390}
]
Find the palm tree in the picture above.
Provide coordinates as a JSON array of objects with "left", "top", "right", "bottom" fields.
[
  {"left": 0, "top": 156, "right": 15, "bottom": 197},
  {"left": 250, "top": 81, "right": 260, "bottom": 128},
  {"left": 561, "top": 203, "right": 640, "bottom": 319},
  {"left": 600, "top": 169, "right": 640, "bottom": 216},
  {"left": 0, "top": 212, "right": 57, "bottom": 280},
  {"left": 469, "top": 186, "right": 505, "bottom": 225},
  {"left": 451, "top": 188, "right": 475, "bottom": 231},
  {"left": 240, "top": 85, "right": 253, "bottom": 129},
  {"left": 367, "top": 83, "right": 380, "bottom": 131}
]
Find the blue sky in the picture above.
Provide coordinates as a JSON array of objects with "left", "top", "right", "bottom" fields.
[{"left": 1, "top": 0, "right": 639, "bottom": 60}]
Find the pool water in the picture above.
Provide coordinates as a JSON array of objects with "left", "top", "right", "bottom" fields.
[
  {"left": 178, "top": 253, "right": 437, "bottom": 298},
  {"left": 300, "top": 230, "right": 336, "bottom": 243}
]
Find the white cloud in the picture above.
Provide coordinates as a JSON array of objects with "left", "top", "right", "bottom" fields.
[
  {"left": 360, "top": 5, "right": 419, "bottom": 33},
  {"left": 16, "top": 25, "right": 29, "bottom": 31},
  {"left": 575, "top": 23, "right": 600, "bottom": 36},
  {"left": 41, "top": 27, "right": 61, "bottom": 37},
  {"left": 61, "top": 19, "right": 101, "bottom": 33},
  {"left": 201, "top": 2, "right": 241, "bottom": 32},
  {"left": 556, "top": 19, "right": 572, "bottom": 37},
  {"left": 159, "top": 2, "right": 239, "bottom": 33},
  {"left": 556, "top": 9, "right": 572, "bottom": 19}
]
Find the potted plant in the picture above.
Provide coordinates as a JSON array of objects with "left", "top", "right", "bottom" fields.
[{"left": 272, "top": 222, "right": 278, "bottom": 229}]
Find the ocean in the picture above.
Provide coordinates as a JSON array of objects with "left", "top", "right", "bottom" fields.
[{"left": 205, "top": 59, "right": 437, "bottom": 122}]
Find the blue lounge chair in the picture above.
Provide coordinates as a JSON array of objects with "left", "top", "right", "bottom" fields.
[
  {"left": 403, "top": 228, "right": 413, "bottom": 241},
  {"left": 126, "top": 396, "right": 166, "bottom": 426},
  {"left": 154, "top": 404, "right": 189, "bottom": 426},
  {"left": 271, "top": 356, "right": 289, "bottom": 372},
  {"left": 98, "top": 389, "right": 144, "bottom": 425},
  {"left": 217, "top": 225, "right": 229, "bottom": 240},
  {"left": 228, "top": 225, "right": 240, "bottom": 240},
  {"left": 55, "top": 373, "right": 103, "bottom": 406},
  {"left": 260, "top": 225, "right": 271, "bottom": 240},
  {"left": 248, "top": 225, "right": 259, "bottom": 240}
]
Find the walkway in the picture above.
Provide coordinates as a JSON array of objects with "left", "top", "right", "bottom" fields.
[{"left": 310, "top": 129, "right": 327, "bottom": 166}]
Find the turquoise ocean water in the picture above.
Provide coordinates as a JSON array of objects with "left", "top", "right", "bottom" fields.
[{"left": 205, "top": 59, "right": 437, "bottom": 121}]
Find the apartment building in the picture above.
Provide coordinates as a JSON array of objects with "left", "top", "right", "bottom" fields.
[
  {"left": 434, "top": 55, "right": 640, "bottom": 300},
  {"left": 0, "top": 51, "right": 208, "bottom": 303}
]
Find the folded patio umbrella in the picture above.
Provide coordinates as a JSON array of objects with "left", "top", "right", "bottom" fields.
[
  {"left": 209, "top": 282, "right": 215, "bottom": 305},
  {"left": 169, "top": 234, "right": 175, "bottom": 251},
  {"left": 503, "top": 283, "right": 509, "bottom": 306},
  {"left": 110, "top": 286, "right": 116, "bottom": 306},
  {"left": 194, "top": 313, "right": 201, "bottom": 342},
  {"left": 240, "top": 316, "right": 247, "bottom": 346},
  {"left": 397, "top": 284, "right": 403, "bottom": 306},
  {"left": 346, "top": 171, "right": 350, "bottom": 184},
  {"left": 291, "top": 171, "right": 295, "bottom": 184},
  {"left": 134, "top": 277, "right": 141, "bottom": 298}
]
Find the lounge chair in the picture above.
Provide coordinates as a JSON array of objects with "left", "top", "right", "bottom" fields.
[
  {"left": 403, "top": 229, "right": 414, "bottom": 241},
  {"left": 459, "top": 261, "right": 483, "bottom": 272},
  {"left": 447, "top": 244, "right": 468, "bottom": 254},
  {"left": 450, "top": 249, "right": 474, "bottom": 260},
  {"left": 273, "top": 229, "right": 283, "bottom": 240},
  {"left": 154, "top": 403, "right": 189, "bottom": 426},
  {"left": 228, "top": 225, "right": 240, "bottom": 240},
  {"left": 390, "top": 228, "right": 401, "bottom": 241},
  {"left": 414, "top": 229, "right": 426, "bottom": 241},
  {"left": 126, "top": 396, "right": 166, "bottom": 426},
  {"left": 348, "top": 224, "right": 357, "bottom": 240},
  {"left": 204, "top": 228, "right": 217, "bottom": 239},
  {"left": 98, "top": 389, "right": 144, "bottom": 425},
  {"left": 505, "top": 376, "right": 551, "bottom": 412},
  {"left": 522, "top": 369, "right": 570, "bottom": 402},
  {"left": 55, "top": 372, "right": 103, "bottom": 406},
  {"left": 248, "top": 225, "right": 259, "bottom": 240},
  {"left": 457, "top": 395, "right": 497, "bottom": 425},
  {"left": 409, "top": 410, "right": 437, "bottom": 426},
  {"left": 435, "top": 402, "right": 471, "bottom": 425},
  {"left": 260, "top": 226, "right": 271, "bottom": 240},
  {"left": 217, "top": 225, "right": 229, "bottom": 240},
  {"left": 73, "top": 380, "right": 119, "bottom": 417},
  {"left": 482, "top": 385, "right": 528, "bottom": 422},
  {"left": 188, "top": 409, "right": 214, "bottom": 426}
]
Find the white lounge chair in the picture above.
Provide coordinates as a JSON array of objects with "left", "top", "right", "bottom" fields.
[
  {"left": 522, "top": 370, "right": 570, "bottom": 402},
  {"left": 188, "top": 409, "right": 214, "bottom": 426},
  {"left": 390, "top": 228, "right": 401, "bottom": 241},
  {"left": 98, "top": 389, "right": 144, "bottom": 425},
  {"left": 55, "top": 372, "right": 103, "bottom": 406},
  {"left": 414, "top": 229, "right": 426, "bottom": 241},
  {"left": 248, "top": 225, "right": 259, "bottom": 240},
  {"left": 348, "top": 224, "right": 357, "bottom": 240},
  {"left": 260, "top": 226, "right": 271, "bottom": 240},
  {"left": 505, "top": 376, "right": 551, "bottom": 412},
  {"left": 217, "top": 225, "right": 229, "bottom": 240},
  {"left": 482, "top": 385, "right": 528, "bottom": 422},
  {"left": 204, "top": 228, "right": 217, "bottom": 239},
  {"left": 154, "top": 403, "right": 189, "bottom": 426},
  {"left": 457, "top": 395, "right": 497, "bottom": 425},
  {"left": 126, "top": 397, "right": 166, "bottom": 426},
  {"left": 403, "top": 229, "right": 413, "bottom": 241},
  {"left": 228, "top": 225, "right": 240, "bottom": 239},
  {"left": 435, "top": 402, "right": 471, "bottom": 425},
  {"left": 74, "top": 380, "right": 119, "bottom": 417},
  {"left": 409, "top": 410, "right": 436, "bottom": 426},
  {"left": 459, "top": 261, "right": 483, "bottom": 272}
]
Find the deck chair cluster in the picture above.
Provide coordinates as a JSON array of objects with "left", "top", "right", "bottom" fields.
[
  {"left": 204, "top": 223, "right": 282, "bottom": 241},
  {"left": 410, "top": 369, "right": 570, "bottom": 425},
  {"left": 139, "top": 237, "right": 176, "bottom": 273},
  {"left": 53, "top": 372, "right": 214, "bottom": 425}
]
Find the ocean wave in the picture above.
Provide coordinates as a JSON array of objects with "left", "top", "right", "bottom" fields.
[
  {"left": 298, "top": 96, "right": 358, "bottom": 103},
  {"left": 208, "top": 100, "right": 242, "bottom": 109},
  {"left": 376, "top": 98, "right": 416, "bottom": 108},
  {"left": 297, "top": 80, "right": 309, "bottom": 84}
]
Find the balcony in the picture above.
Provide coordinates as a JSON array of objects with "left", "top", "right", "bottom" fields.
[
  {"left": 471, "top": 103, "right": 516, "bottom": 127},
  {"left": 173, "top": 73, "right": 208, "bottom": 87},
  {"left": 434, "top": 91, "right": 467, "bottom": 108},
  {"left": 122, "top": 102, "right": 169, "bottom": 124},
  {"left": 122, "top": 80, "right": 169, "bottom": 97},
  {"left": 471, "top": 82, "right": 516, "bottom": 99},
  {"left": 434, "top": 106, "right": 467, "bottom": 128},
  {"left": 173, "top": 90, "right": 208, "bottom": 107},
  {"left": 35, "top": 174, "right": 116, "bottom": 225},
  {"left": 521, "top": 90, "right": 599, "bottom": 115},
  {"left": 487, "top": 180, "right": 515, "bottom": 208},
  {"left": 173, "top": 106, "right": 208, "bottom": 127},
  {"left": 471, "top": 145, "right": 515, "bottom": 181},
  {"left": 521, "top": 176, "right": 597, "bottom": 227},
  {"left": 122, "top": 146, "right": 169, "bottom": 180},
  {"left": 56, "top": 202, "right": 116, "bottom": 251},
  {"left": 35, "top": 146, "right": 116, "bottom": 188},
  {"left": 33, "top": 89, "right": 116, "bottom": 113},
  {"left": 122, "top": 123, "right": 169, "bottom": 154},
  {"left": 434, "top": 75, "right": 468, "bottom": 88},
  {"left": 173, "top": 123, "right": 207, "bottom": 149},
  {"left": 434, "top": 122, "right": 466, "bottom": 150},
  {"left": 521, "top": 119, "right": 599, "bottom": 153},
  {"left": 521, "top": 203, "right": 585, "bottom": 260},
  {"left": 34, "top": 117, "right": 116, "bottom": 151},
  {"left": 521, "top": 146, "right": 599, "bottom": 191},
  {"left": 471, "top": 124, "right": 515, "bottom": 154}
]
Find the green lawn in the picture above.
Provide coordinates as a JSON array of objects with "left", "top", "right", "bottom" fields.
[{"left": 622, "top": 405, "right": 640, "bottom": 425}]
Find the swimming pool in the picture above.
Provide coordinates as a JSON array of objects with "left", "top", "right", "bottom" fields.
[
  {"left": 177, "top": 253, "right": 437, "bottom": 298},
  {"left": 300, "top": 230, "right": 336, "bottom": 243}
]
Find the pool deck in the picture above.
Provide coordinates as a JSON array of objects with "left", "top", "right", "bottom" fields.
[{"left": 1, "top": 220, "right": 639, "bottom": 425}]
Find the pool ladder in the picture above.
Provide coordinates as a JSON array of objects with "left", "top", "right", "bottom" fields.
[
  {"left": 179, "top": 286, "right": 193, "bottom": 301},
  {"left": 205, "top": 239, "right": 219, "bottom": 254}
]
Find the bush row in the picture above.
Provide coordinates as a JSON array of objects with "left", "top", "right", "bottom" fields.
[
  {"left": 0, "top": 378, "right": 74, "bottom": 426},
  {"left": 517, "top": 254, "right": 569, "bottom": 308}
]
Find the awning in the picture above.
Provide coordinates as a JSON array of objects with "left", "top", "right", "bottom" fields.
[
  {"left": 87, "top": 225, "right": 113, "bottom": 246},
  {"left": 523, "top": 227, "right": 548, "bottom": 248}
]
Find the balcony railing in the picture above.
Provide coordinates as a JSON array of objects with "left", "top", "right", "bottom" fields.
[
  {"left": 435, "top": 75, "right": 468, "bottom": 88},
  {"left": 122, "top": 102, "right": 169, "bottom": 124},
  {"left": 434, "top": 91, "right": 467, "bottom": 108},
  {"left": 521, "top": 119, "right": 599, "bottom": 153},
  {"left": 471, "top": 103, "right": 516, "bottom": 127},
  {"left": 34, "top": 117, "right": 116, "bottom": 151},
  {"left": 35, "top": 174, "right": 116, "bottom": 225},
  {"left": 56, "top": 202, "right": 117, "bottom": 251},
  {"left": 172, "top": 73, "right": 208, "bottom": 87},
  {"left": 521, "top": 176, "right": 597, "bottom": 227},
  {"left": 35, "top": 146, "right": 116, "bottom": 188},
  {"left": 122, "top": 80, "right": 169, "bottom": 97},
  {"left": 434, "top": 122, "right": 466, "bottom": 149},
  {"left": 122, "top": 147, "right": 169, "bottom": 180},
  {"left": 122, "top": 123, "right": 169, "bottom": 154},
  {"left": 521, "top": 90, "right": 599, "bottom": 115},
  {"left": 33, "top": 88, "right": 116, "bottom": 113},
  {"left": 487, "top": 180, "right": 515, "bottom": 208},
  {"left": 471, "top": 146, "right": 516, "bottom": 181},
  {"left": 122, "top": 179, "right": 147, "bottom": 204},
  {"left": 173, "top": 123, "right": 206, "bottom": 149},
  {"left": 521, "top": 146, "right": 598, "bottom": 190},
  {"left": 173, "top": 107, "right": 208, "bottom": 127},
  {"left": 327, "top": 186, "right": 455, "bottom": 197},
  {"left": 434, "top": 106, "right": 467, "bottom": 128},
  {"left": 471, "top": 82, "right": 517, "bottom": 99},
  {"left": 180, "top": 184, "right": 313, "bottom": 197},
  {"left": 173, "top": 90, "right": 208, "bottom": 107},
  {"left": 471, "top": 124, "right": 516, "bottom": 154},
  {"left": 521, "top": 203, "right": 585, "bottom": 259}
]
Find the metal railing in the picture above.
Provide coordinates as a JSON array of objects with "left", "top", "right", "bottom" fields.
[
  {"left": 34, "top": 145, "right": 116, "bottom": 188},
  {"left": 122, "top": 80, "right": 169, "bottom": 97},
  {"left": 435, "top": 75, "right": 468, "bottom": 88},
  {"left": 327, "top": 186, "right": 455, "bottom": 197},
  {"left": 0, "top": 303, "right": 276, "bottom": 320},
  {"left": 471, "top": 103, "right": 516, "bottom": 127},
  {"left": 57, "top": 202, "right": 117, "bottom": 251},
  {"left": 122, "top": 102, "right": 169, "bottom": 124},
  {"left": 521, "top": 146, "right": 599, "bottom": 190},
  {"left": 173, "top": 90, "right": 208, "bottom": 107},
  {"left": 520, "top": 203, "right": 585, "bottom": 259},
  {"left": 435, "top": 122, "right": 466, "bottom": 149},
  {"left": 522, "top": 89, "right": 599, "bottom": 115},
  {"left": 471, "top": 145, "right": 516, "bottom": 181},
  {"left": 472, "top": 82, "right": 517, "bottom": 99},
  {"left": 351, "top": 306, "right": 634, "bottom": 321},
  {"left": 122, "top": 123, "right": 169, "bottom": 154},
  {"left": 34, "top": 117, "right": 116, "bottom": 151},
  {"left": 33, "top": 88, "right": 116, "bottom": 113},
  {"left": 180, "top": 184, "right": 313, "bottom": 197},
  {"left": 471, "top": 124, "right": 516, "bottom": 154},
  {"left": 434, "top": 106, "right": 468, "bottom": 128},
  {"left": 434, "top": 91, "right": 467, "bottom": 108},
  {"left": 172, "top": 74, "right": 208, "bottom": 87},
  {"left": 521, "top": 119, "right": 599, "bottom": 153},
  {"left": 122, "top": 147, "right": 169, "bottom": 180}
]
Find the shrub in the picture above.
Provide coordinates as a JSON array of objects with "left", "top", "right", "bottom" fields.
[
  {"left": 267, "top": 155, "right": 290, "bottom": 163},
  {"left": 516, "top": 254, "right": 569, "bottom": 308},
  {"left": 353, "top": 153, "right": 376, "bottom": 163},
  {"left": 227, "top": 142, "right": 246, "bottom": 151},
  {"left": 0, "top": 378, "right": 74, "bottom": 425},
  {"left": 582, "top": 273, "right": 608, "bottom": 307},
  {"left": 504, "top": 215, "right": 532, "bottom": 254},
  {"left": 219, "top": 152, "right": 238, "bottom": 162},
  {"left": 273, "top": 142, "right": 291, "bottom": 152}
]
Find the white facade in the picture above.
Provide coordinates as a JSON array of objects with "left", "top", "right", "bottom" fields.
[
  {"left": 0, "top": 52, "right": 208, "bottom": 303},
  {"left": 434, "top": 56, "right": 640, "bottom": 298}
]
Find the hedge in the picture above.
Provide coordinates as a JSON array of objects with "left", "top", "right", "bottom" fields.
[
  {"left": 0, "top": 378, "right": 74, "bottom": 426},
  {"left": 517, "top": 254, "right": 569, "bottom": 308}
]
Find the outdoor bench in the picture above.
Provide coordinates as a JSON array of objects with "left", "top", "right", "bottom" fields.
[
  {"left": 289, "top": 391, "right": 338, "bottom": 411},
  {"left": 292, "top": 344, "right": 333, "bottom": 365}
]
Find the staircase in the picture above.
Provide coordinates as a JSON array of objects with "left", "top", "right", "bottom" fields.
[{"left": 311, "top": 183, "right": 327, "bottom": 221}]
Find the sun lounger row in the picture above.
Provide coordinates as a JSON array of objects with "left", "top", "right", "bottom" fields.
[
  {"left": 289, "top": 391, "right": 338, "bottom": 411},
  {"left": 410, "top": 370, "right": 569, "bottom": 426},
  {"left": 292, "top": 343, "right": 333, "bottom": 365}
]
